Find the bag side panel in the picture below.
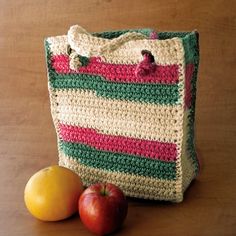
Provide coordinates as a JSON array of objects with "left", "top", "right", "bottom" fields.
[{"left": 181, "top": 32, "right": 200, "bottom": 192}]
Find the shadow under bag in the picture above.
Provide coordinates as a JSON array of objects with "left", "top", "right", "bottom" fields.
[{"left": 45, "top": 25, "right": 200, "bottom": 202}]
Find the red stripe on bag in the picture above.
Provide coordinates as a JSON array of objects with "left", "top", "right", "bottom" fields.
[
  {"left": 59, "top": 124, "right": 177, "bottom": 162},
  {"left": 51, "top": 54, "right": 180, "bottom": 84},
  {"left": 184, "top": 64, "right": 195, "bottom": 109}
]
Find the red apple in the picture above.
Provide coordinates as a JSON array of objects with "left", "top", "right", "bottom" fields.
[{"left": 78, "top": 183, "right": 128, "bottom": 235}]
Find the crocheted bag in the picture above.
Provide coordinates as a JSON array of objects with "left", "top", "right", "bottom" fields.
[{"left": 45, "top": 25, "right": 200, "bottom": 202}]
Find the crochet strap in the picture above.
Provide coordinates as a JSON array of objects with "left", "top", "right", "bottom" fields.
[
  {"left": 67, "top": 25, "right": 158, "bottom": 72},
  {"left": 67, "top": 25, "right": 149, "bottom": 57}
]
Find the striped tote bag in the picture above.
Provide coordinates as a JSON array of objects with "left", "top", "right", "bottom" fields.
[{"left": 45, "top": 25, "right": 200, "bottom": 202}]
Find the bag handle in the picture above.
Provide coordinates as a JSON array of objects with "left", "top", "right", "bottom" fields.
[
  {"left": 67, "top": 25, "right": 158, "bottom": 75},
  {"left": 67, "top": 25, "right": 149, "bottom": 57}
]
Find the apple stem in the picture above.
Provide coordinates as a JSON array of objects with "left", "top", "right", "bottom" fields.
[{"left": 101, "top": 184, "right": 108, "bottom": 196}]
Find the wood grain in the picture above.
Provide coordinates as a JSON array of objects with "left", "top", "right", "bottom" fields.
[{"left": 0, "top": 0, "right": 235, "bottom": 235}]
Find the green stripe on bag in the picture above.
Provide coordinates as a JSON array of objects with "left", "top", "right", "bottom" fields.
[
  {"left": 49, "top": 74, "right": 179, "bottom": 104},
  {"left": 59, "top": 140, "right": 176, "bottom": 180}
]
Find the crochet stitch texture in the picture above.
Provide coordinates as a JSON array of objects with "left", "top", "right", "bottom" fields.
[{"left": 45, "top": 25, "right": 200, "bottom": 202}]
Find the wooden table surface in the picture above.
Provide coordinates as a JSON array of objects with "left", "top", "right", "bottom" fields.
[{"left": 0, "top": 0, "right": 235, "bottom": 235}]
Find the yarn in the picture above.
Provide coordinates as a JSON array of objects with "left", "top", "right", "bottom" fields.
[
  {"left": 51, "top": 54, "right": 180, "bottom": 84},
  {"left": 59, "top": 124, "right": 177, "bottom": 161},
  {"left": 45, "top": 25, "right": 200, "bottom": 202}
]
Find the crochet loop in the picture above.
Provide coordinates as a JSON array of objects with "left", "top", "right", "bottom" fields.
[{"left": 135, "top": 50, "right": 157, "bottom": 77}]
